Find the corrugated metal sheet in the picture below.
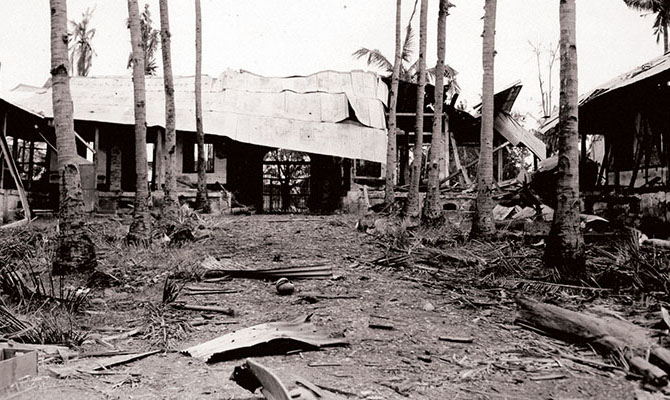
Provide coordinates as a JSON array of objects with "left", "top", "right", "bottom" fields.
[
  {"left": 0, "top": 69, "right": 388, "bottom": 162},
  {"left": 541, "top": 53, "right": 670, "bottom": 134},
  {"left": 495, "top": 112, "right": 546, "bottom": 160}
]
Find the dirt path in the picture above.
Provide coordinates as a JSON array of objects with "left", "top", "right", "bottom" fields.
[{"left": 2, "top": 215, "right": 637, "bottom": 399}]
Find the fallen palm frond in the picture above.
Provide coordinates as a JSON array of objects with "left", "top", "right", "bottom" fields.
[
  {"left": 162, "top": 277, "right": 185, "bottom": 304},
  {"left": 143, "top": 303, "right": 191, "bottom": 351},
  {"left": 0, "top": 266, "right": 90, "bottom": 312}
]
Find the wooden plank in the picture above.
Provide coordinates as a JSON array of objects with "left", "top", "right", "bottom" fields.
[
  {"left": 0, "top": 346, "right": 38, "bottom": 391},
  {"left": 0, "top": 115, "right": 31, "bottom": 222}
]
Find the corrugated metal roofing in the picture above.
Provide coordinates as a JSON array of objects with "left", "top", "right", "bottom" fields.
[
  {"left": 495, "top": 112, "right": 546, "bottom": 160},
  {"left": 0, "top": 69, "right": 388, "bottom": 162},
  {"left": 540, "top": 52, "right": 670, "bottom": 134}
]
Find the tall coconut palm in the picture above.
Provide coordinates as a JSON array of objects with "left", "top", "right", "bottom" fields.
[
  {"left": 402, "top": 0, "right": 428, "bottom": 223},
  {"left": 471, "top": 0, "right": 497, "bottom": 238},
  {"left": 385, "top": 0, "right": 403, "bottom": 206},
  {"left": 194, "top": 0, "right": 210, "bottom": 213},
  {"left": 68, "top": 7, "right": 96, "bottom": 77},
  {"left": 423, "top": 0, "right": 450, "bottom": 222},
  {"left": 544, "top": 0, "right": 585, "bottom": 277},
  {"left": 159, "top": 0, "right": 178, "bottom": 212},
  {"left": 127, "top": 0, "right": 151, "bottom": 245},
  {"left": 624, "top": 0, "right": 670, "bottom": 54},
  {"left": 50, "top": 0, "right": 96, "bottom": 274}
]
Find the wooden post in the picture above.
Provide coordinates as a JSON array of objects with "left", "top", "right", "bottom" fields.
[
  {"left": 496, "top": 145, "right": 504, "bottom": 182},
  {"left": 1, "top": 112, "right": 6, "bottom": 222},
  {"left": 93, "top": 126, "right": 100, "bottom": 189},
  {"left": 28, "top": 141, "right": 34, "bottom": 190},
  {"left": 450, "top": 132, "right": 471, "bottom": 186},
  {"left": 155, "top": 128, "right": 164, "bottom": 190},
  {"left": 0, "top": 123, "right": 31, "bottom": 222}
]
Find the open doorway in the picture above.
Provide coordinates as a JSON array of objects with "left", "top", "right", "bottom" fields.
[{"left": 262, "top": 149, "right": 310, "bottom": 213}]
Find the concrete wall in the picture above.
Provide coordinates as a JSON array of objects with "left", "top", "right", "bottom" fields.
[{"left": 175, "top": 134, "right": 227, "bottom": 185}]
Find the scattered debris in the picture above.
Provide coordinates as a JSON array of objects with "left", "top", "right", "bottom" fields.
[
  {"left": 438, "top": 336, "right": 474, "bottom": 344},
  {"left": 517, "top": 297, "right": 670, "bottom": 387},
  {"left": 183, "top": 314, "right": 348, "bottom": 363},
  {"left": 48, "top": 350, "right": 159, "bottom": 378},
  {"left": 201, "top": 256, "right": 333, "bottom": 280},
  {"left": 0, "top": 345, "right": 37, "bottom": 391},
  {"left": 368, "top": 323, "right": 395, "bottom": 331},
  {"left": 171, "top": 303, "right": 236, "bottom": 316},
  {"left": 231, "top": 358, "right": 347, "bottom": 400}
]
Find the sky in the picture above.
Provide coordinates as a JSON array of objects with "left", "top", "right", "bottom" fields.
[{"left": 0, "top": 0, "right": 665, "bottom": 119}]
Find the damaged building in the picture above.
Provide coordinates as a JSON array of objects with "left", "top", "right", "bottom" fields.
[
  {"left": 541, "top": 52, "right": 670, "bottom": 234},
  {"left": 0, "top": 69, "right": 388, "bottom": 219}
]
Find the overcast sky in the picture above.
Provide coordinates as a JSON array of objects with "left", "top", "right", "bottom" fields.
[{"left": 0, "top": 0, "right": 664, "bottom": 117}]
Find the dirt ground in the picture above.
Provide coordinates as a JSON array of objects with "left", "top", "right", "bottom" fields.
[{"left": 0, "top": 214, "right": 651, "bottom": 399}]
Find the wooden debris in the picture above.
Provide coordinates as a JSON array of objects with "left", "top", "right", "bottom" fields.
[
  {"left": 171, "top": 303, "right": 235, "bottom": 316},
  {"left": 103, "top": 328, "right": 141, "bottom": 342},
  {"left": 438, "top": 336, "right": 474, "bottom": 343},
  {"left": 48, "top": 350, "right": 159, "bottom": 378},
  {"left": 182, "top": 315, "right": 348, "bottom": 363},
  {"left": 201, "top": 256, "right": 333, "bottom": 280},
  {"left": 368, "top": 323, "right": 395, "bottom": 331},
  {"left": 517, "top": 297, "right": 668, "bottom": 386},
  {"left": 529, "top": 374, "right": 566, "bottom": 381},
  {"left": 0, "top": 345, "right": 37, "bottom": 391}
]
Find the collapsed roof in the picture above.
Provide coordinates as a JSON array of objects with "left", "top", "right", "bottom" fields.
[{"left": 0, "top": 69, "right": 389, "bottom": 162}]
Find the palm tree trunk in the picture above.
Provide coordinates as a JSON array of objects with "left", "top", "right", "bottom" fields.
[
  {"left": 159, "top": 0, "right": 178, "bottom": 212},
  {"left": 664, "top": 23, "right": 669, "bottom": 54},
  {"left": 471, "top": 0, "right": 497, "bottom": 238},
  {"left": 385, "top": 0, "right": 403, "bottom": 207},
  {"left": 127, "top": 0, "right": 151, "bottom": 245},
  {"left": 423, "top": 0, "right": 448, "bottom": 222},
  {"left": 544, "top": 0, "right": 585, "bottom": 277},
  {"left": 194, "top": 0, "right": 210, "bottom": 213},
  {"left": 402, "top": 0, "right": 428, "bottom": 223},
  {"left": 50, "top": 0, "right": 96, "bottom": 275}
]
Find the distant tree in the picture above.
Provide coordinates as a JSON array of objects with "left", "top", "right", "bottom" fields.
[
  {"left": 159, "top": 0, "right": 178, "bottom": 212},
  {"left": 127, "top": 0, "right": 152, "bottom": 245},
  {"left": 544, "top": 0, "right": 585, "bottom": 277},
  {"left": 423, "top": 0, "right": 451, "bottom": 222},
  {"left": 68, "top": 7, "right": 96, "bottom": 77},
  {"left": 352, "top": 0, "right": 459, "bottom": 97},
  {"left": 384, "top": 0, "right": 403, "bottom": 207},
  {"left": 624, "top": 0, "right": 670, "bottom": 54},
  {"left": 402, "top": 0, "right": 428, "bottom": 223},
  {"left": 529, "top": 41, "right": 559, "bottom": 120},
  {"left": 194, "top": 0, "right": 210, "bottom": 213},
  {"left": 127, "top": 3, "right": 160, "bottom": 75},
  {"left": 471, "top": 0, "right": 497, "bottom": 238},
  {"left": 50, "top": 0, "right": 97, "bottom": 274},
  {"left": 263, "top": 150, "right": 310, "bottom": 212}
]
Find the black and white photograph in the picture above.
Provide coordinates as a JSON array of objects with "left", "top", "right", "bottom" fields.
[{"left": 1, "top": 1, "right": 670, "bottom": 398}]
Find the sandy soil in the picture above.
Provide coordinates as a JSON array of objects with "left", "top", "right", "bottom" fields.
[{"left": 0, "top": 214, "right": 641, "bottom": 399}]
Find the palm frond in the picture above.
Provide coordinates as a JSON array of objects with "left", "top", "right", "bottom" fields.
[{"left": 352, "top": 48, "right": 393, "bottom": 74}]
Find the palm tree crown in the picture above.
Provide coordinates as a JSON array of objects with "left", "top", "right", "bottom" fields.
[
  {"left": 69, "top": 7, "right": 96, "bottom": 77},
  {"left": 624, "top": 0, "right": 670, "bottom": 52}
]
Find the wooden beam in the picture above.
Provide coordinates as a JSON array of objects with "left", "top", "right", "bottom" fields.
[
  {"left": 450, "top": 132, "right": 471, "bottom": 186},
  {"left": 0, "top": 114, "right": 31, "bottom": 223},
  {"left": 93, "top": 126, "right": 100, "bottom": 189}
]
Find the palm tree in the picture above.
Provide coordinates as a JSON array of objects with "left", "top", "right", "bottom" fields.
[
  {"left": 127, "top": 4, "right": 160, "bottom": 75},
  {"left": 544, "top": 0, "right": 585, "bottom": 277},
  {"left": 159, "top": 0, "right": 178, "bottom": 212},
  {"left": 127, "top": 0, "right": 152, "bottom": 245},
  {"left": 194, "top": 0, "right": 210, "bottom": 213},
  {"left": 352, "top": 2, "right": 460, "bottom": 98},
  {"left": 50, "top": 0, "right": 96, "bottom": 274},
  {"left": 624, "top": 0, "right": 670, "bottom": 54},
  {"left": 384, "top": 0, "right": 403, "bottom": 207},
  {"left": 402, "top": 0, "right": 428, "bottom": 223},
  {"left": 423, "top": 0, "right": 450, "bottom": 222},
  {"left": 471, "top": 0, "right": 497, "bottom": 238},
  {"left": 69, "top": 7, "right": 96, "bottom": 77}
]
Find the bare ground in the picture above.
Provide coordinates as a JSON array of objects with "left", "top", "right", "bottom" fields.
[{"left": 0, "top": 214, "right": 647, "bottom": 399}]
